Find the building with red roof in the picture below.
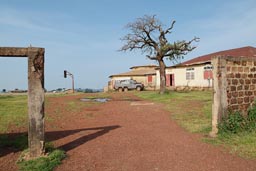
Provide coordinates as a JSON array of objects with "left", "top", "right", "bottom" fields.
[
  {"left": 156, "top": 46, "right": 256, "bottom": 90},
  {"left": 181, "top": 46, "right": 256, "bottom": 66},
  {"left": 108, "top": 46, "right": 256, "bottom": 91}
]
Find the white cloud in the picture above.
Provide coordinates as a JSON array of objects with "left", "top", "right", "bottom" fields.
[
  {"left": 0, "top": 6, "right": 85, "bottom": 37},
  {"left": 184, "top": 1, "right": 256, "bottom": 58},
  {"left": 0, "top": 7, "right": 54, "bottom": 32}
]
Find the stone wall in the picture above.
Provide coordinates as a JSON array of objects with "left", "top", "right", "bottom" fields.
[
  {"left": 211, "top": 56, "right": 256, "bottom": 136},
  {"left": 226, "top": 58, "right": 256, "bottom": 113}
]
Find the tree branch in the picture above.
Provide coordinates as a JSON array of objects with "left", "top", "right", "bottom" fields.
[
  {"left": 119, "top": 15, "right": 199, "bottom": 94},
  {"left": 165, "top": 20, "right": 176, "bottom": 34},
  {"left": 146, "top": 55, "right": 157, "bottom": 60}
]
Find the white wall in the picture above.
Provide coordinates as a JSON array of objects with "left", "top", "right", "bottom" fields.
[
  {"left": 156, "top": 64, "right": 213, "bottom": 89},
  {"left": 112, "top": 77, "right": 131, "bottom": 80}
]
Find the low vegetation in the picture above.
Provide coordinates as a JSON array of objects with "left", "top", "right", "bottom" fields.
[
  {"left": 136, "top": 91, "right": 212, "bottom": 133},
  {"left": 0, "top": 95, "right": 67, "bottom": 171},
  {"left": 218, "top": 107, "right": 256, "bottom": 134},
  {"left": 0, "top": 95, "right": 28, "bottom": 133},
  {"left": 1, "top": 93, "right": 107, "bottom": 170},
  {"left": 136, "top": 90, "right": 256, "bottom": 159},
  {"left": 1, "top": 91, "right": 256, "bottom": 164},
  {"left": 213, "top": 104, "right": 256, "bottom": 158},
  {"left": 17, "top": 143, "right": 66, "bottom": 171}
]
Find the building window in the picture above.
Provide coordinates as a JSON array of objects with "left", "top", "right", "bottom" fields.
[
  {"left": 204, "top": 65, "right": 213, "bottom": 70},
  {"left": 204, "top": 65, "right": 213, "bottom": 80},
  {"left": 148, "top": 75, "right": 153, "bottom": 83},
  {"left": 186, "top": 68, "right": 195, "bottom": 80}
]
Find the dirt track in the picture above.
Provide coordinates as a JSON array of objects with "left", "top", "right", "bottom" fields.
[{"left": 1, "top": 93, "right": 256, "bottom": 171}]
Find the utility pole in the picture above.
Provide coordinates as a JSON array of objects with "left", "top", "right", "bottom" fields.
[{"left": 64, "top": 70, "right": 75, "bottom": 93}]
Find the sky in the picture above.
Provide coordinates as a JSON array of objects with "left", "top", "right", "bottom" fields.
[{"left": 0, "top": 0, "right": 255, "bottom": 91}]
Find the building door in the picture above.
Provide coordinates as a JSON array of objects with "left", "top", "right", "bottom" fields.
[
  {"left": 166, "top": 74, "right": 170, "bottom": 86},
  {"left": 166, "top": 74, "right": 175, "bottom": 87},
  {"left": 148, "top": 75, "right": 153, "bottom": 84},
  {"left": 170, "top": 74, "right": 175, "bottom": 86},
  {"left": 204, "top": 70, "right": 213, "bottom": 80}
]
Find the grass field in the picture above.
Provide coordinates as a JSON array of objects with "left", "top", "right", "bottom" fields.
[
  {"left": 1, "top": 91, "right": 255, "bottom": 161},
  {"left": 136, "top": 90, "right": 256, "bottom": 159},
  {"left": 136, "top": 90, "right": 212, "bottom": 133},
  {"left": 0, "top": 94, "right": 66, "bottom": 171},
  {"left": 0, "top": 95, "right": 28, "bottom": 133}
]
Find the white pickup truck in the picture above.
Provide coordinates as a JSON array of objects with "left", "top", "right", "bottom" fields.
[{"left": 114, "top": 79, "right": 144, "bottom": 92}]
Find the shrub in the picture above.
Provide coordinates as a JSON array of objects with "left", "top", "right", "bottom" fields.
[
  {"left": 218, "top": 111, "right": 247, "bottom": 134},
  {"left": 247, "top": 104, "right": 256, "bottom": 131},
  {"left": 17, "top": 143, "right": 66, "bottom": 171},
  {"left": 218, "top": 104, "right": 256, "bottom": 134}
]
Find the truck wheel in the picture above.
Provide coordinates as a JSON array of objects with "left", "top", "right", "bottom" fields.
[
  {"left": 124, "top": 87, "right": 128, "bottom": 92},
  {"left": 136, "top": 86, "right": 142, "bottom": 91},
  {"left": 118, "top": 88, "right": 123, "bottom": 92}
]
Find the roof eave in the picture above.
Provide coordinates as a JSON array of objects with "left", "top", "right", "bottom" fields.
[{"left": 109, "top": 73, "right": 156, "bottom": 78}]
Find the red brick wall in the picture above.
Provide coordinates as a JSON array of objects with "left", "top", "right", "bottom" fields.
[
  {"left": 211, "top": 56, "right": 256, "bottom": 135},
  {"left": 223, "top": 57, "right": 256, "bottom": 115}
]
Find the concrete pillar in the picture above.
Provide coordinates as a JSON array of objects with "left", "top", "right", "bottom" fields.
[
  {"left": 27, "top": 47, "right": 45, "bottom": 158},
  {"left": 210, "top": 56, "right": 227, "bottom": 137}
]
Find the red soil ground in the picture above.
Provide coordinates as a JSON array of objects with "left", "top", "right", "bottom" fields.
[{"left": 1, "top": 92, "right": 256, "bottom": 171}]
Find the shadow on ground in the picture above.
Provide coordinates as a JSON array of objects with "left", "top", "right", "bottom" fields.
[{"left": 0, "top": 125, "right": 120, "bottom": 157}]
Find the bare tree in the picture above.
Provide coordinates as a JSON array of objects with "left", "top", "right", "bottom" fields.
[{"left": 120, "top": 15, "right": 199, "bottom": 94}]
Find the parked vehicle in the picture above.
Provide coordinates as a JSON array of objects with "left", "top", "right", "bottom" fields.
[{"left": 114, "top": 79, "right": 144, "bottom": 92}]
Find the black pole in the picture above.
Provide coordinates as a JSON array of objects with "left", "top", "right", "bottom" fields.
[{"left": 64, "top": 70, "right": 75, "bottom": 93}]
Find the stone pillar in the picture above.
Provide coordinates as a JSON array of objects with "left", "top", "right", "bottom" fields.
[
  {"left": 27, "top": 47, "right": 45, "bottom": 158},
  {"left": 210, "top": 56, "right": 228, "bottom": 137}
]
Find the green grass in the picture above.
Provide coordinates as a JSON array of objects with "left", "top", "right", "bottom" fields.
[
  {"left": 204, "top": 131, "right": 256, "bottom": 159},
  {"left": 82, "top": 92, "right": 111, "bottom": 99},
  {"left": 0, "top": 95, "right": 66, "bottom": 170},
  {"left": 66, "top": 100, "right": 94, "bottom": 113},
  {"left": 0, "top": 95, "right": 28, "bottom": 133},
  {"left": 135, "top": 90, "right": 256, "bottom": 159},
  {"left": 136, "top": 91, "right": 212, "bottom": 133},
  {"left": 0, "top": 95, "right": 29, "bottom": 150},
  {"left": 45, "top": 92, "right": 81, "bottom": 97},
  {"left": 17, "top": 143, "right": 66, "bottom": 171},
  {"left": 0, "top": 133, "right": 28, "bottom": 150}
]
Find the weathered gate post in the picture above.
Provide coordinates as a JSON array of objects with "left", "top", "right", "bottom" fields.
[
  {"left": 210, "top": 56, "right": 228, "bottom": 137},
  {"left": 27, "top": 47, "right": 45, "bottom": 158}
]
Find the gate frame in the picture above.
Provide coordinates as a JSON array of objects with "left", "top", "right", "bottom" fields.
[{"left": 0, "top": 47, "right": 45, "bottom": 158}]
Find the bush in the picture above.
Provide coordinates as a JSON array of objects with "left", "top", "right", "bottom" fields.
[
  {"left": 218, "top": 104, "right": 256, "bottom": 134},
  {"left": 247, "top": 104, "right": 256, "bottom": 131},
  {"left": 218, "top": 111, "right": 247, "bottom": 133},
  {"left": 17, "top": 143, "right": 66, "bottom": 171}
]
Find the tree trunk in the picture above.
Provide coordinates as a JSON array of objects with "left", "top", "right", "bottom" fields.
[{"left": 158, "top": 59, "right": 166, "bottom": 94}]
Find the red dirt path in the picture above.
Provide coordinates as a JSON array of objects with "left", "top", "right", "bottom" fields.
[{"left": 1, "top": 92, "right": 256, "bottom": 171}]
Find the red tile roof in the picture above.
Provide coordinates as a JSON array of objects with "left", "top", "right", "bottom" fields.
[
  {"left": 130, "top": 65, "right": 157, "bottom": 69},
  {"left": 181, "top": 46, "right": 256, "bottom": 66},
  {"left": 109, "top": 69, "right": 156, "bottom": 78}
]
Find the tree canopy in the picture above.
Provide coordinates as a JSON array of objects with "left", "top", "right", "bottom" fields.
[{"left": 120, "top": 15, "right": 199, "bottom": 94}]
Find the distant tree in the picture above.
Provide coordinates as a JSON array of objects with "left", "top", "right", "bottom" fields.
[
  {"left": 2, "top": 89, "right": 6, "bottom": 93},
  {"left": 120, "top": 15, "right": 199, "bottom": 94},
  {"left": 84, "top": 88, "right": 93, "bottom": 93}
]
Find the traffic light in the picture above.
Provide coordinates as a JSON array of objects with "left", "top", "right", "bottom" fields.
[{"left": 64, "top": 70, "right": 67, "bottom": 78}]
